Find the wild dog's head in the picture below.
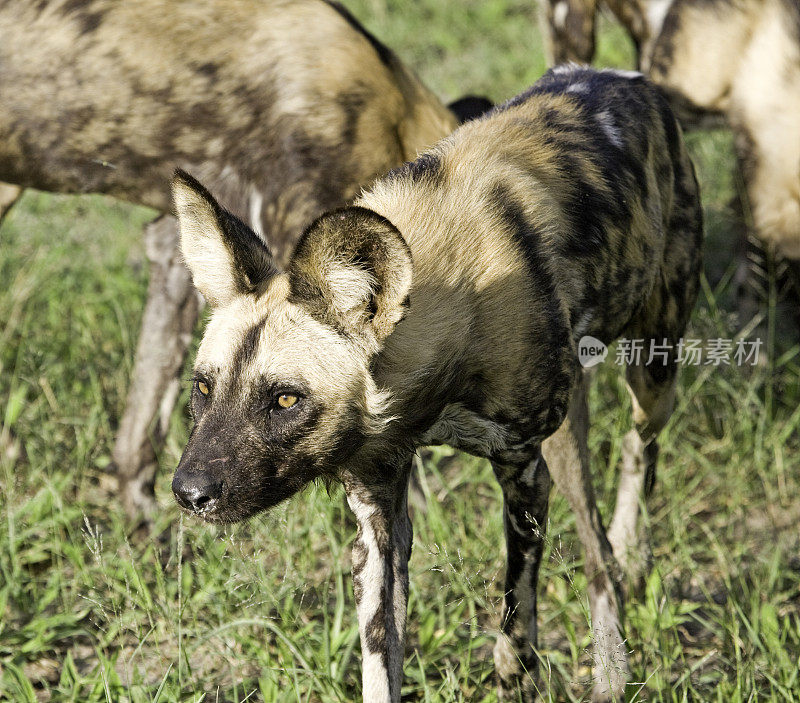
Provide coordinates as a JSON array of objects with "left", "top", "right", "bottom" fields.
[{"left": 170, "top": 171, "right": 412, "bottom": 523}]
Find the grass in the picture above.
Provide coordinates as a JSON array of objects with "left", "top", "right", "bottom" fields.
[{"left": 1, "top": 0, "right": 799, "bottom": 701}]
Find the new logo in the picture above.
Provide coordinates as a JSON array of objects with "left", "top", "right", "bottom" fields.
[{"left": 578, "top": 336, "right": 608, "bottom": 368}]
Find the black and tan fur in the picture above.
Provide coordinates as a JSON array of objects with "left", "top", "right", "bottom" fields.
[
  {"left": 0, "top": 0, "right": 490, "bottom": 517},
  {"left": 172, "top": 65, "right": 702, "bottom": 701},
  {"left": 543, "top": 0, "right": 800, "bottom": 280}
]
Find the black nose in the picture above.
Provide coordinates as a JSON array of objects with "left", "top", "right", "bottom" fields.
[{"left": 172, "top": 470, "right": 224, "bottom": 513}]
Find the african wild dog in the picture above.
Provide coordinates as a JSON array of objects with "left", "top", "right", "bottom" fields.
[
  {"left": 0, "top": 0, "right": 492, "bottom": 518},
  {"left": 542, "top": 0, "right": 800, "bottom": 290},
  {"left": 171, "top": 65, "right": 702, "bottom": 702}
]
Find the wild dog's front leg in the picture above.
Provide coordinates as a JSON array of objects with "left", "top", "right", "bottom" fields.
[
  {"left": 608, "top": 351, "right": 677, "bottom": 589},
  {"left": 345, "top": 468, "right": 413, "bottom": 703},
  {"left": 492, "top": 449, "right": 551, "bottom": 702},
  {"left": 606, "top": 429, "right": 658, "bottom": 588}
]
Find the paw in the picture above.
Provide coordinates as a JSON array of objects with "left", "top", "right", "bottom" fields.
[
  {"left": 590, "top": 591, "right": 630, "bottom": 702},
  {"left": 494, "top": 638, "right": 540, "bottom": 702}
]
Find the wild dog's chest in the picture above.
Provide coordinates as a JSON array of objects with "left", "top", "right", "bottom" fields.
[{"left": 420, "top": 403, "right": 540, "bottom": 465}]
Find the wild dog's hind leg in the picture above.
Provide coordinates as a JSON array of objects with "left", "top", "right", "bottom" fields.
[
  {"left": 609, "top": 160, "right": 703, "bottom": 587},
  {"left": 113, "top": 215, "right": 200, "bottom": 520},
  {"left": 491, "top": 449, "right": 551, "bottom": 702},
  {"left": 607, "top": 361, "right": 676, "bottom": 589},
  {"left": 544, "top": 375, "right": 628, "bottom": 702},
  {"left": 345, "top": 464, "right": 413, "bottom": 703}
]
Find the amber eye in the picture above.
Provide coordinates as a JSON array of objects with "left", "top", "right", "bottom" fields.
[
  {"left": 277, "top": 393, "right": 298, "bottom": 409},
  {"left": 197, "top": 380, "right": 209, "bottom": 396}
]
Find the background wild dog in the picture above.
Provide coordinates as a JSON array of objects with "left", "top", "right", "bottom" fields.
[
  {"left": 171, "top": 65, "right": 702, "bottom": 702},
  {"left": 541, "top": 0, "right": 800, "bottom": 299},
  {"left": 0, "top": 0, "right": 491, "bottom": 519}
]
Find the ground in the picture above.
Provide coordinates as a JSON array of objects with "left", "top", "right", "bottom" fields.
[{"left": 1, "top": 1, "right": 799, "bottom": 701}]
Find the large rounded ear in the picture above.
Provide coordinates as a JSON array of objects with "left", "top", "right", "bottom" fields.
[
  {"left": 172, "top": 169, "right": 276, "bottom": 307},
  {"left": 288, "top": 207, "right": 413, "bottom": 345}
]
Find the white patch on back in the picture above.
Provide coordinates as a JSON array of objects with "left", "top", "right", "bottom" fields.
[
  {"left": 566, "top": 82, "right": 589, "bottom": 94},
  {"left": 595, "top": 109, "right": 623, "bottom": 147},
  {"left": 552, "top": 62, "right": 580, "bottom": 75},
  {"left": 603, "top": 68, "right": 644, "bottom": 80}
]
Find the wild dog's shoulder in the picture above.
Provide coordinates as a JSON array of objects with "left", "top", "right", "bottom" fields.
[{"left": 479, "top": 64, "right": 689, "bottom": 195}]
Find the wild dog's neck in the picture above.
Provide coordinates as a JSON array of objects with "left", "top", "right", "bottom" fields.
[
  {"left": 369, "top": 234, "right": 477, "bottom": 422},
  {"left": 361, "top": 185, "right": 571, "bottom": 443}
]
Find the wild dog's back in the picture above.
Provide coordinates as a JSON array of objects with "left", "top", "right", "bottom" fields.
[
  {"left": 0, "top": 0, "right": 456, "bottom": 257},
  {"left": 361, "top": 65, "right": 702, "bottom": 440}
]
